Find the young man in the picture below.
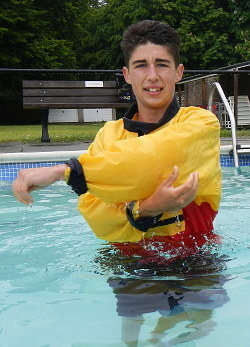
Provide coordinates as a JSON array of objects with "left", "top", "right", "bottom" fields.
[{"left": 13, "top": 20, "right": 221, "bottom": 259}]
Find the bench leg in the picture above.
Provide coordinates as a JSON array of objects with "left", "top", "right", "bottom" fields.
[{"left": 41, "top": 109, "right": 50, "bottom": 143}]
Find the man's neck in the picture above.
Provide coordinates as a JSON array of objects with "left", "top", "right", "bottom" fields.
[
  {"left": 136, "top": 109, "right": 164, "bottom": 123},
  {"left": 136, "top": 104, "right": 169, "bottom": 123}
]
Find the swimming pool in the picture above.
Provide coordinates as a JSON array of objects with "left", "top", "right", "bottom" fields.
[{"left": 0, "top": 167, "right": 250, "bottom": 346}]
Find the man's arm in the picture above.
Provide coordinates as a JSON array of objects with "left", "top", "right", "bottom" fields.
[
  {"left": 78, "top": 166, "right": 198, "bottom": 242},
  {"left": 13, "top": 164, "right": 68, "bottom": 205},
  {"left": 13, "top": 108, "right": 218, "bottom": 210},
  {"left": 13, "top": 126, "right": 105, "bottom": 204},
  {"left": 12, "top": 163, "right": 197, "bottom": 213},
  {"left": 139, "top": 166, "right": 199, "bottom": 217}
]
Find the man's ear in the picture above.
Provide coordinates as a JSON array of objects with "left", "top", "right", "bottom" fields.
[
  {"left": 175, "top": 64, "right": 184, "bottom": 83},
  {"left": 122, "top": 66, "right": 131, "bottom": 84}
]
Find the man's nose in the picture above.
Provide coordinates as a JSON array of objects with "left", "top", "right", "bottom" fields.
[{"left": 147, "top": 65, "right": 158, "bottom": 80}]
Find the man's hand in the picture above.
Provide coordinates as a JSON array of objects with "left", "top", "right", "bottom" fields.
[
  {"left": 139, "top": 166, "right": 199, "bottom": 217},
  {"left": 13, "top": 164, "right": 68, "bottom": 205}
]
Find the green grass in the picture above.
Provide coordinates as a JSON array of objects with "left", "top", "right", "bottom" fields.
[
  {"left": 0, "top": 123, "right": 249, "bottom": 143},
  {"left": 0, "top": 123, "right": 105, "bottom": 143},
  {"left": 220, "top": 129, "right": 250, "bottom": 137}
]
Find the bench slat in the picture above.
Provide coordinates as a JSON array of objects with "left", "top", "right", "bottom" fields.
[
  {"left": 23, "top": 88, "right": 119, "bottom": 97},
  {"left": 23, "top": 80, "right": 117, "bottom": 88},
  {"left": 23, "top": 102, "right": 131, "bottom": 109},
  {"left": 23, "top": 95, "right": 125, "bottom": 106}
]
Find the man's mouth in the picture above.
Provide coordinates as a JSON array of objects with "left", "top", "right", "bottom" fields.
[{"left": 144, "top": 88, "right": 163, "bottom": 92}]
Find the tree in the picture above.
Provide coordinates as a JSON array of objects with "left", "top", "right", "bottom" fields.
[
  {"left": 80, "top": 0, "right": 169, "bottom": 69},
  {"left": 228, "top": 0, "right": 250, "bottom": 62},
  {"left": 0, "top": 0, "right": 44, "bottom": 67},
  {"left": 80, "top": 0, "right": 249, "bottom": 70},
  {"left": 172, "top": 0, "right": 235, "bottom": 68},
  {"left": 0, "top": 0, "right": 248, "bottom": 70},
  {"left": 0, "top": 0, "right": 89, "bottom": 68}
]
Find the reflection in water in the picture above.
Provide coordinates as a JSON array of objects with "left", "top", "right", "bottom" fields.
[{"left": 95, "top": 246, "right": 231, "bottom": 346}]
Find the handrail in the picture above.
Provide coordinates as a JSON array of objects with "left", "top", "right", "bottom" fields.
[{"left": 208, "top": 82, "right": 239, "bottom": 167}]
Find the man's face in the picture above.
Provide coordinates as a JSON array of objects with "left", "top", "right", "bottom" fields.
[{"left": 123, "top": 43, "right": 183, "bottom": 114}]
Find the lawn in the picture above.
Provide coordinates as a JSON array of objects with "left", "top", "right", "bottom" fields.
[
  {"left": 0, "top": 123, "right": 249, "bottom": 143},
  {"left": 220, "top": 129, "right": 250, "bottom": 137},
  {"left": 0, "top": 123, "right": 105, "bottom": 143}
]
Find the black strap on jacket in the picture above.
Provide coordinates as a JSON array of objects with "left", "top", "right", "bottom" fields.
[
  {"left": 66, "top": 157, "right": 88, "bottom": 196},
  {"left": 123, "top": 97, "right": 180, "bottom": 136},
  {"left": 126, "top": 207, "right": 184, "bottom": 232}
]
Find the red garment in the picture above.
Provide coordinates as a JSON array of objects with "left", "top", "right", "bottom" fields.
[{"left": 113, "top": 202, "right": 219, "bottom": 263}]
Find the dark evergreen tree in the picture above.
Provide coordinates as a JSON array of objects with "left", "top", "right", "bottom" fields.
[
  {"left": 0, "top": 0, "right": 89, "bottom": 68},
  {"left": 0, "top": 0, "right": 248, "bottom": 69},
  {"left": 80, "top": 0, "right": 249, "bottom": 69}
]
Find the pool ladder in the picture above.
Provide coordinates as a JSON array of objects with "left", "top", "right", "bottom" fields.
[{"left": 208, "top": 82, "right": 239, "bottom": 167}]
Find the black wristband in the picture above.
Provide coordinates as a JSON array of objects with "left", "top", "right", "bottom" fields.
[{"left": 66, "top": 157, "right": 88, "bottom": 196}]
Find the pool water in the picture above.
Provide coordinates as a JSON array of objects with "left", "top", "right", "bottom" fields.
[{"left": 0, "top": 167, "right": 250, "bottom": 346}]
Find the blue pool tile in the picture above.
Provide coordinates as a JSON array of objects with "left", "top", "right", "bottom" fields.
[
  {"left": 0, "top": 161, "right": 63, "bottom": 181},
  {"left": 1, "top": 156, "right": 250, "bottom": 181}
]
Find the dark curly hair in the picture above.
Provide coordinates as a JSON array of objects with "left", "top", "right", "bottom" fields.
[{"left": 121, "top": 20, "right": 181, "bottom": 67}]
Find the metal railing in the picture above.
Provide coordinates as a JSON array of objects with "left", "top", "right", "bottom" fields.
[{"left": 208, "top": 82, "right": 239, "bottom": 167}]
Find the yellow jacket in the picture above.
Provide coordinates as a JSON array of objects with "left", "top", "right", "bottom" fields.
[{"left": 70, "top": 106, "right": 221, "bottom": 242}]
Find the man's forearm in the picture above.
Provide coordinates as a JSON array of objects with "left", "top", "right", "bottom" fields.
[
  {"left": 54, "top": 164, "right": 69, "bottom": 181},
  {"left": 13, "top": 164, "right": 69, "bottom": 205}
]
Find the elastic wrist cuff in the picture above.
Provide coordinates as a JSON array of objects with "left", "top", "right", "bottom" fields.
[{"left": 66, "top": 157, "right": 88, "bottom": 196}]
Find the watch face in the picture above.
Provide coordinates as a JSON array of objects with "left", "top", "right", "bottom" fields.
[
  {"left": 132, "top": 201, "right": 141, "bottom": 220},
  {"left": 128, "top": 200, "right": 135, "bottom": 211}
]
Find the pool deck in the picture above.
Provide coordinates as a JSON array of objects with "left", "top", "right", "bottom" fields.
[
  {"left": 0, "top": 137, "right": 250, "bottom": 154},
  {"left": 0, "top": 141, "right": 91, "bottom": 154}
]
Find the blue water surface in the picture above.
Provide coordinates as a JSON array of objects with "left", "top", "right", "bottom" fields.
[{"left": 0, "top": 167, "right": 249, "bottom": 347}]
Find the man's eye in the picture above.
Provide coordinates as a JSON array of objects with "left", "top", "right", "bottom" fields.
[
  {"left": 157, "top": 64, "right": 168, "bottom": 67},
  {"left": 135, "top": 64, "right": 146, "bottom": 68}
]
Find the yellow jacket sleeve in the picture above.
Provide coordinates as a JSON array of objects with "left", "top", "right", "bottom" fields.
[
  {"left": 79, "top": 125, "right": 187, "bottom": 242},
  {"left": 78, "top": 192, "right": 144, "bottom": 242},
  {"left": 78, "top": 124, "right": 144, "bottom": 242}
]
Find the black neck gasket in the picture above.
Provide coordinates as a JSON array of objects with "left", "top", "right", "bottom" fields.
[{"left": 123, "top": 97, "right": 180, "bottom": 136}]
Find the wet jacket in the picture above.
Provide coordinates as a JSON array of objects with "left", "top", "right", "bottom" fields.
[{"left": 65, "top": 99, "right": 221, "bottom": 244}]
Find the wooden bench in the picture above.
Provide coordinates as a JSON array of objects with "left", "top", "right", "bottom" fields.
[{"left": 23, "top": 80, "right": 133, "bottom": 142}]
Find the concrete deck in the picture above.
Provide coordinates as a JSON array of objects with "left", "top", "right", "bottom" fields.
[
  {"left": 0, "top": 138, "right": 250, "bottom": 154},
  {"left": 0, "top": 141, "right": 91, "bottom": 154}
]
